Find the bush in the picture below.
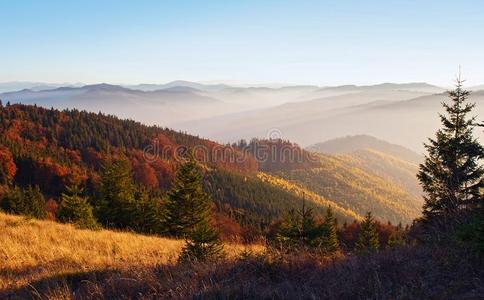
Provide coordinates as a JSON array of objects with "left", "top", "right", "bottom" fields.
[{"left": 57, "top": 185, "right": 99, "bottom": 229}]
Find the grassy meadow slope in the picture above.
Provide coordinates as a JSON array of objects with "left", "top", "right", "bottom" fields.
[
  {"left": 0, "top": 213, "right": 262, "bottom": 294},
  {"left": 2, "top": 210, "right": 482, "bottom": 299}
]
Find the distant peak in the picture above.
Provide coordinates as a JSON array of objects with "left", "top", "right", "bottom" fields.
[{"left": 82, "top": 83, "right": 127, "bottom": 91}]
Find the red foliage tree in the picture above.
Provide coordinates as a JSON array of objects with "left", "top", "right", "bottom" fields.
[
  {"left": 45, "top": 198, "right": 59, "bottom": 221},
  {"left": 133, "top": 162, "right": 159, "bottom": 189},
  {"left": 0, "top": 146, "right": 16, "bottom": 184}
]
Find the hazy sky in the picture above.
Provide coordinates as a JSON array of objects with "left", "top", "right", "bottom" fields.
[{"left": 1, "top": 0, "right": 483, "bottom": 86}]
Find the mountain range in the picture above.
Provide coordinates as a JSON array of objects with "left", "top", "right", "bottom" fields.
[{"left": 1, "top": 81, "right": 483, "bottom": 152}]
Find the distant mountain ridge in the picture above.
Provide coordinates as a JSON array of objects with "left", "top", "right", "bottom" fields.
[
  {"left": 3, "top": 81, "right": 481, "bottom": 153},
  {"left": 307, "top": 135, "right": 423, "bottom": 164}
]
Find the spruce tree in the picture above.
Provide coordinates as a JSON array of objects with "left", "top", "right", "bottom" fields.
[
  {"left": 0, "top": 185, "right": 25, "bottom": 215},
  {"left": 96, "top": 160, "right": 136, "bottom": 228},
  {"left": 299, "top": 199, "right": 318, "bottom": 245},
  {"left": 387, "top": 231, "right": 405, "bottom": 248},
  {"left": 276, "top": 198, "right": 319, "bottom": 249},
  {"left": 57, "top": 185, "right": 98, "bottom": 229},
  {"left": 318, "top": 206, "right": 340, "bottom": 254},
  {"left": 1, "top": 185, "right": 46, "bottom": 219},
  {"left": 355, "top": 212, "right": 380, "bottom": 253},
  {"left": 418, "top": 78, "right": 484, "bottom": 225},
  {"left": 23, "top": 185, "right": 47, "bottom": 219},
  {"left": 276, "top": 208, "right": 301, "bottom": 247},
  {"left": 163, "top": 155, "right": 211, "bottom": 237},
  {"left": 167, "top": 155, "right": 223, "bottom": 262},
  {"left": 179, "top": 218, "right": 224, "bottom": 262},
  {"left": 132, "top": 186, "right": 164, "bottom": 234}
]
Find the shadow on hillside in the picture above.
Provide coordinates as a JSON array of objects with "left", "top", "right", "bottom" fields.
[
  {"left": 0, "top": 269, "right": 115, "bottom": 299},
  {"left": 0, "top": 258, "right": 88, "bottom": 279}
]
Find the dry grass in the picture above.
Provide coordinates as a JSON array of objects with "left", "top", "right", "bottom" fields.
[
  {"left": 2, "top": 212, "right": 483, "bottom": 299},
  {"left": 0, "top": 213, "right": 263, "bottom": 294}
]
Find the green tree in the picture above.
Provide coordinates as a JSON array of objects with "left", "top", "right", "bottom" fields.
[
  {"left": 96, "top": 160, "right": 136, "bottom": 228},
  {"left": 0, "top": 185, "right": 46, "bottom": 219},
  {"left": 163, "top": 155, "right": 212, "bottom": 237},
  {"left": 0, "top": 185, "right": 25, "bottom": 215},
  {"left": 276, "top": 208, "right": 302, "bottom": 247},
  {"left": 317, "top": 206, "right": 340, "bottom": 254},
  {"left": 132, "top": 186, "right": 165, "bottom": 234},
  {"left": 167, "top": 155, "right": 223, "bottom": 262},
  {"left": 356, "top": 212, "right": 380, "bottom": 253},
  {"left": 418, "top": 79, "right": 484, "bottom": 225},
  {"left": 387, "top": 231, "right": 405, "bottom": 248},
  {"left": 179, "top": 218, "right": 224, "bottom": 262},
  {"left": 57, "top": 185, "right": 98, "bottom": 229},
  {"left": 276, "top": 198, "right": 319, "bottom": 249}
]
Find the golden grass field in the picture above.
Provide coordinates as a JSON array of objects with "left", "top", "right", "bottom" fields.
[
  {"left": 0, "top": 212, "right": 263, "bottom": 293},
  {"left": 1, "top": 211, "right": 482, "bottom": 299}
]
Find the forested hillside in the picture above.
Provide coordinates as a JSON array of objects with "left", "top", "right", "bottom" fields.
[
  {"left": 271, "top": 153, "right": 422, "bottom": 224},
  {"left": 232, "top": 139, "right": 422, "bottom": 224},
  {"left": 338, "top": 148, "right": 423, "bottom": 198},
  {"left": 0, "top": 103, "right": 309, "bottom": 236},
  {"left": 0, "top": 103, "right": 422, "bottom": 237}
]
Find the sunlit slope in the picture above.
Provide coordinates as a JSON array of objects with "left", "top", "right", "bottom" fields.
[
  {"left": 271, "top": 154, "right": 422, "bottom": 224},
  {"left": 257, "top": 172, "right": 362, "bottom": 222},
  {"left": 338, "top": 148, "right": 423, "bottom": 199}
]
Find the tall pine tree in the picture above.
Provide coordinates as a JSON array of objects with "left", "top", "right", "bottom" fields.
[
  {"left": 317, "top": 206, "right": 340, "bottom": 254},
  {"left": 163, "top": 155, "right": 211, "bottom": 237},
  {"left": 96, "top": 160, "right": 136, "bottom": 228},
  {"left": 276, "top": 197, "right": 319, "bottom": 250},
  {"left": 164, "top": 154, "right": 223, "bottom": 261},
  {"left": 355, "top": 212, "right": 380, "bottom": 254},
  {"left": 418, "top": 78, "right": 484, "bottom": 225}
]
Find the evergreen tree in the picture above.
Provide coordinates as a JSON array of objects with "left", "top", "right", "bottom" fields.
[
  {"left": 163, "top": 155, "right": 211, "bottom": 237},
  {"left": 387, "top": 231, "right": 405, "bottom": 248},
  {"left": 166, "top": 155, "right": 223, "bottom": 262},
  {"left": 276, "top": 197, "right": 319, "bottom": 249},
  {"left": 317, "top": 206, "right": 340, "bottom": 254},
  {"left": 356, "top": 212, "right": 380, "bottom": 253},
  {"left": 132, "top": 186, "right": 165, "bottom": 234},
  {"left": 0, "top": 185, "right": 25, "bottom": 215},
  {"left": 299, "top": 199, "right": 318, "bottom": 245},
  {"left": 418, "top": 78, "right": 484, "bottom": 224},
  {"left": 276, "top": 208, "right": 302, "bottom": 247},
  {"left": 1, "top": 185, "right": 46, "bottom": 219},
  {"left": 57, "top": 185, "right": 98, "bottom": 229},
  {"left": 179, "top": 218, "right": 224, "bottom": 262},
  {"left": 96, "top": 160, "right": 136, "bottom": 228},
  {"left": 24, "top": 185, "right": 48, "bottom": 219}
]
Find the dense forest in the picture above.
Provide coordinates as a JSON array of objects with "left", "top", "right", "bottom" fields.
[{"left": 0, "top": 101, "right": 424, "bottom": 239}]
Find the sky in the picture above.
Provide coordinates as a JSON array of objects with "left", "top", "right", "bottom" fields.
[{"left": 1, "top": 0, "right": 483, "bottom": 86}]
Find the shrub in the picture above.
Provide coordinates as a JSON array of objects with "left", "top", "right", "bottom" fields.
[{"left": 57, "top": 185, "right": 98, "bottom": 229}]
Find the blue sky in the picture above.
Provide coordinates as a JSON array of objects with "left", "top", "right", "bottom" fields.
[{"left": 1, "top": 0, "right": 483, "bottom": 86}]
